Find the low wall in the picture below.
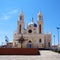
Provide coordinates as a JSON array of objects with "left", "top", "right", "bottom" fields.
[{"left": 0, "top": 48, "right": 40, "bottom": 55}]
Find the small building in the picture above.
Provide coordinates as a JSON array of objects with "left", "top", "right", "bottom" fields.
[
  {"left": 7, "top": 42, "right": 13, "bottom": 48},
  {"left": 52, "top": 45, "right": 58, "bottom": 50},
  {"left": 0, "top": 42, "right": 13, "bottom": 48}
]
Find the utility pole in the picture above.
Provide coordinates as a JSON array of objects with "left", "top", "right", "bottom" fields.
[
  {"left": 53, "top": 35, "right": 55, "bottom": 49},
  {"left": 56, "top": 27, "right": 60, "bottom": 49}
]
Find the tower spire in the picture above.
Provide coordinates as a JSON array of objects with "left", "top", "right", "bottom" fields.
[
  {"left": 18, "top": 11, "right": 24, "bottom": 21},
  {"left": 20, "top": 11, "right": 24, "bottom": 16},
  {"left": 32, "top": 17, "right": 34, "bottom": 22},
  {"left": 38, "top": 11, "right": 43, "bottom": 20}
]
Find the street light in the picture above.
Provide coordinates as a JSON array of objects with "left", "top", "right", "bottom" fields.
[
  {"left": 53, "top": 35, "right": 55, "bottom": 49},
  {"left": 56, "top": 27, "right": 60, "bottom": 48}
]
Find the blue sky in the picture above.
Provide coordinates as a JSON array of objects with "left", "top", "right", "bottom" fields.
[{"left": 0, "top": 0, "right": 60, "bottom": 45}]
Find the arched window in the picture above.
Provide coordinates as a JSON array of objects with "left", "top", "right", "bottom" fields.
[
  {"left": 39, "top": 24, "right": 41, "bottom": 33},
  {"left": 20, "top": 16, "right": 22, "bottom": 20},
  {"left": 19, "top": 25, "right": 21, "bottom": 33},
  {"left": 39, "top": 39, "right": 41, "bottom": 43},
  {"left": 48, "top": 42, "right": 50, "bottom": 47}
]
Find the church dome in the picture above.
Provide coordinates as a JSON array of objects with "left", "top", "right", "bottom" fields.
[
  {"left": 28, "top": 21, "right": 34, "bottom": 26},
  {"left": 34, "top": 23, "right": 37, "bottom": 27},
  {"left": 28, "top": 22, "right": 37, "bottom": 27},
  {"left": 28, "top": 17, "right": 37, "bottom": 27}
]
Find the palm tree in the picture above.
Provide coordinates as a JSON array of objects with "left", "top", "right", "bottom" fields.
[
  {"left": 18, "top": 35, "right": 24, "bottom": 48},
  {"left": 5, "top": 36, "right": 9, "bottom": 44}
]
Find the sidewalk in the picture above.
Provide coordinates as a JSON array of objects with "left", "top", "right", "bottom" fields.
[
  {"left": 0, "top": 50, "right": 60, "bottom": 60},
  {"left": 40, "top": 50, "right": 60, "bottom": 60}
]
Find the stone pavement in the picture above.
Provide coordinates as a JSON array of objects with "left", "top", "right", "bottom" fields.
[
  {"left": 40, "top": 50, "right": 60, "bottom": 60},
  {"left": 0, "top": 50, "right": 60, "bottom": 60}
]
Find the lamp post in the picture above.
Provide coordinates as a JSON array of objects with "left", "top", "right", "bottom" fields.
[
  {"left": 56, "top": 27, "right": 60, "bottom": 49},
  {"left": 53, "top": 35, "right": 55, "bottom": 49}
]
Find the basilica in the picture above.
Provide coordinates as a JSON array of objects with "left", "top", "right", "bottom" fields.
[{"left": 13, "top": 11, "right": 52, "bottom": 49}]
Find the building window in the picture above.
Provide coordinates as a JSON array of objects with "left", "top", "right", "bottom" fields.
[
  {"left": 34, "top": 28, "right": 36, "bottom": 30},
  {"left": 20, "top": 16, "right": 22, "bottom": 20},
  {"left": 48, "top": 42, "right": 50, "bottom": 47},
  {"left": 39, "top": 24, "right": 41, "bottom": 33},
  {"left": 19, "top": 25, "right": 21, "bottom": 33},
  {"left": 39, "top": 39, "right": 41, "bottom": 43}
]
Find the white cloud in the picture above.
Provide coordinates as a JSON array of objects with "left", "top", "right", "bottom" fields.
[
  {"left": 8, "top": 9, "right": 18, "bottom": 14},
  {"left": 0, "top": 9, "right": 18, "bottom": 20},
  {"left": 1, "top": 14, "right": 10, "bottom": 20},
  {"left": 3, "top": 15, "right": 10, "bottom": 20}
]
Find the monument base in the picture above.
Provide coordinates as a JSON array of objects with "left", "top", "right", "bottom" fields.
[{"left": 0, "top": 48, "right": 40, "bottom": 55}]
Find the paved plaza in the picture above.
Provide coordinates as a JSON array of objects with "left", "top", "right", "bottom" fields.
[{"left": 0, "top": 50, "right": 60, "bottom": 60}]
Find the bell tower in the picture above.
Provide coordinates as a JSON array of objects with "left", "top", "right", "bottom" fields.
[
  {"left": 38, "top": 11, "right": 43, "bottom": 34},
  {"left": 18, "top": 11, "right": 24, "bottom": 34}
]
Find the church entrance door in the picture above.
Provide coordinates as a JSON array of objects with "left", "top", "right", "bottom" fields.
[{"left": 28, "top": 41, "right": 32, "bottom": 48}]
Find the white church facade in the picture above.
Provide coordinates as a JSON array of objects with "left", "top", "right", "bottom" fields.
[{"left": 13, "top": 11, "right": 52, "bottom": 49}]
